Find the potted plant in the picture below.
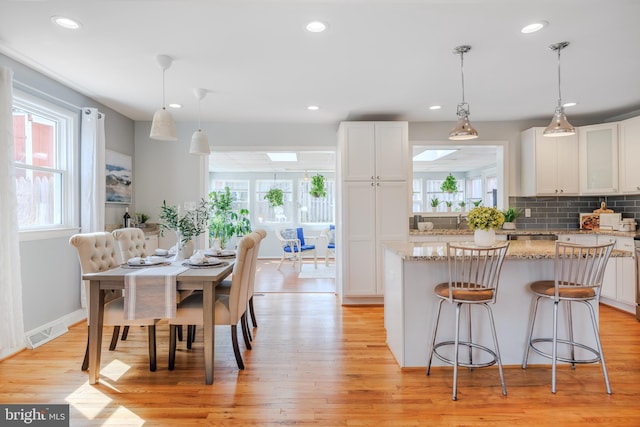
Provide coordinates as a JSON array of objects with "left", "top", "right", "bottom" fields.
[
  {"left": 459, "top": 201, "right": 466, "bottom": 212},
  {"left": 467, "top": 206, "right": 505, "bottom": 246},
  {"left": 159, "top": 199, "right": 209, "bottom": 259},
  {"left": 445, "top": 201, "right": 453, "bottom": 212},
  {"left": 473, "top": 199, "right": 483, "bottom": 207},
  {"left": 309, "top": 174, "right": 327, "bottom": 198},
  {"left": 209, "top": 187, "right": 252, "bottom": 249},
  {"left": 264, "top": 188, "right": 284, "bottom": 208},
  {"left": 502, "top": 207, "right": 523, "bottom": 230},
  {"left": 430, "top": 197, "right": 439, "bottom": 212},
  {"left": 133, "top": 212, "right": 150, "bottom": 227},
  {"left": 441, "top": 174, "right": 458, "bottom": 193}
]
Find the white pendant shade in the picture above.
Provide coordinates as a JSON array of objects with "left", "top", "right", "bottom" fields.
[
  {"left": 150, "top": 107, "right": 177, "bottom": 141},
  {"left": 189, "top": 129, "right": 210, "bottom": 155}
]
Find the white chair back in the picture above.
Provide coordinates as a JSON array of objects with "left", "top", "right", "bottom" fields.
[{"left": 112, "top": 227, "right": 150, "bottom": 262}]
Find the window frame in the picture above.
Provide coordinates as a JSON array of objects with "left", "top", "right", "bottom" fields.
[{"left": 13, "top": 90, "right": 78, "bottom": 241}]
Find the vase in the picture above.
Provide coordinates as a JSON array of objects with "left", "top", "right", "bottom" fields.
[
  {"left": 172, "top": 231, "right": 194, "bottom": 261},
  {"left": 502, "top": 221, "right": 516, "bottom": 230},
  {"left": 474, "top": 228, "right": 496, "bottom": 247}
]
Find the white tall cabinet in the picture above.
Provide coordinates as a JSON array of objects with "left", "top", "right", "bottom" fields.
[
  {"left": 338, "top": 121, "right": 409, "bottom": 303},
  {"left": 619, "top": 115, "right": 640, "bottom": 193}
]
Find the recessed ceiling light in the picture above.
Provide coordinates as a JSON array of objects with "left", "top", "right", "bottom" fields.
[
  {"left": 307, "top": 105, "right": 320, "bottom": 111},
  {"left": 563, "top": 102, "right": 577, "bottom": 107},
  {"left": 51, "top": 16, "right": 82, "bottom": 30},
  {"left": 168, "top": 103, "right": 182, "bottom": 109},
  {"left": 306, "top": 21, "right": 327, "bottom": 33},
  {"left": 429, "top": 105, "right": 442, "bottom": 110},
  {"left": 267, "top": 152, "right": 297, "bottom": 162},
  {"left": 521, "top": 21, "right": 548, "bottom": 34}
]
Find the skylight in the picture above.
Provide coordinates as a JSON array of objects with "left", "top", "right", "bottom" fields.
[
  {"left": 267, "top": 152, "right": 297, "bottom": 162},
  {"left": 413, "top": 149, "right": 457, "bottom": 162}
]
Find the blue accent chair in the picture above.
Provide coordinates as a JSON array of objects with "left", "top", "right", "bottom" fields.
[{"left": 276, "top": 227, "right": 317, "bottom": 271}]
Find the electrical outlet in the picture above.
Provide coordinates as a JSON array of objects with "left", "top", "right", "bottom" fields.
[{"left": 525, "top": 208, "right": 531, "bottom": 218}]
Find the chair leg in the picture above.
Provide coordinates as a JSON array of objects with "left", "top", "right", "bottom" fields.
[
  {"left": 121, "top": 325, "right": 130, "bottom": 340},
  {"left": 277, "top": 252, "right": 286, "bottom": 270},
  {"left": 552, "top": 300, "right": 559, "bottom": 394},
  {"left": 452, "top": 302, "right": 462, "bottom": 401},
  {"left": 241, "top": 313, "right": 252, "bottom": 350},
  {"left": 467, "top": 304, "right": 473, "bottom": 369},
  {"left": 522, "top": 296, "right": 541, "bottom": 369},
  {"left": 249, "top": 296, "right": 258, "bottom": 328},
  {"left": 177, "top": 325, "right": 183, "bottom": 342},
  {"left": 567, "top": 301, "right": 576, "bottom": 369},
  {"left": 426, "top": 299, "right": 445, "bottom": 376},
  {"left": 313, "top": 250, "right": 317, "bottom": 269},
  {"left": 187, "top": 325, "right": 196, "bottom": 349},
  {"left": 168, "top": 325, "right": 177, "bottom": 371},
  {"left": 109, "top": 326, "right": 121, "bottom": 351},
  {"left": 585, "top": 301, "right": 612, "bottom": 394},
  {"left": 147, "top": 325, "right": 157, "bottom": 372},
  {"left": 231, "top": 325, "right": 245, "bottom": 370},
  {"left": 484, "top": 303, "right": 507, "bottom": 396},
  {"left": 82, "top": 326, "right": 90, "bottom": 371}
]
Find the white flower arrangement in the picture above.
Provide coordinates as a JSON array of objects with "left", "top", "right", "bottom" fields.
[{"left": 467, "top": 206, "right": 505, "bottom": 231}]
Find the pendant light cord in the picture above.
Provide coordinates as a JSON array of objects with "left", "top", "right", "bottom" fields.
[
  {"left": 162, "top": 68, "right": 166, "bottom": 110},
  {"left": 460, "top": 50, "right": 466, "bottom": 104},
  {"left": 556, "top": 46, "right": 563, "bottom": 108}
]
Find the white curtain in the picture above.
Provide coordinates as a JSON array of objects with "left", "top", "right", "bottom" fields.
[
  {"left": 0, "top": 66, "right": 26, "bottom": 352},
  {"left": 80, "top": 108, "right": 105, "bottom": 232}
]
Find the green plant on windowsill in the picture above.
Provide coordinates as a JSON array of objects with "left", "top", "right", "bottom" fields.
[
  {"left": 445, "top": 201, "right": 453, "bottom": 208},
  {"left": 309, "top": 174, "right": 327, "bottom": 198},
  {"left": 264, "top": 188, "right": 284, "bottom": 208},
  {"left": 430, "top": 197, "right": 440, "bottom": 208},
  {"left": 473, "top": 199, "right": 483, "bottom": 207},
  {"left": 441, "top": 174, "right": 458, "bottom": 193}
]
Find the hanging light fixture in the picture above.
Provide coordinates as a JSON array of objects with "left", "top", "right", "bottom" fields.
[
  {"left": 543, "top": 41, "right": 576, "bottom": 137},
  {"left": 449, "top": 45, "right": 478, "bottom": 140},
  {"left": 303, "top": 170, "right": 309, "bottom": 181},
  {"left": 150, "top": 54, "right": 177, "bottom": 141},
  {"left": 189, "top": 88, "right": 210, "bottom": 155}
]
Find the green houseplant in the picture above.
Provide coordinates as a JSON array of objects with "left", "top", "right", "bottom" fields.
[
  {"left": 430, "top": 197, "right": 439, "bottom": 211},
  {"left": 264, "top": 188, "right": 284, "bottom": 208},
  {"left": 309, "top": 174, "right": 327, "bottom": 198},
  {"left": 502, "top": 207, "right": 523, "bottom": 230},
  {"left": 441, "top": 174, "right": 458, "bottom": 193},
  {"left": 468, "top": 206, "right": 504, "bottom": 246},
  {"left": 159, "top": 199, "right": 209, "bottom": 258},
  {"left": 209, "top": 187, "right": 252, "bottom": 248}
]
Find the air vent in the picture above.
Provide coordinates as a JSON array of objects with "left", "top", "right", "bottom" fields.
[{"left": 25, "top": 321, "right": 68, "bottom": 349}]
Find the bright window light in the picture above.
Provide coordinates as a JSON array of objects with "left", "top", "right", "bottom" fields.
[
  {"left": 413, "top": 149, "right": 457, "bottom": 162},
  {"left": 267, "top": 152, "right": 297, "bottom": 162}
]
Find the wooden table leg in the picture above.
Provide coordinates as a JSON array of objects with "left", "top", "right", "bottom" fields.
[
  {"left": 203, "top": 282, "right": 215, "bottom": 384},
  {"left": 88, "top": 280, "right": 105, "bottom": 385}
]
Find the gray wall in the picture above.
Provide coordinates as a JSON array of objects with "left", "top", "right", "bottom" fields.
[{"left": 1, "top": 53, "right": 135, "bottom": 332}]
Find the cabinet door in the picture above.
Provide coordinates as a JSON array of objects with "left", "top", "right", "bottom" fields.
[
  {"left": 579, "top": 123, "right": 618, "bottom": 194},
  {"left": 340, "top": 122, "right": 375, "bottom": 181},
  {"left": 555, "top": 136, "right": 580, "bottom": 195},
  {"left": 342, "top": 181, "right": 377, "bottom": 296},
  {"left": 619, "top": 115, "right": 640, "bottom": 193},
  {"left": 601, "top": 259, "right": 617, "bottom": 299},
  {"left": 618, "top": 257, "right": 636, "bottom": 306},
  {"left": 374, "top": 122, "right": 408, "bottom": 181},
  {"left": 534, "top": 134, "right": 561, "bottom": 195}
]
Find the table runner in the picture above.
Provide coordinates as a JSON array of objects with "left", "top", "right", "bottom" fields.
[{"left": 124, "top": 264, "right": 188, "bottom": 320}]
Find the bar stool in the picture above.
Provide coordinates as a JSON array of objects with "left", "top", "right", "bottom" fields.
[
  {"left": 522, "top": 240, "right": 615, "bottom": 394},
  {"left": 426, "top": 241, "right": 510, "bottom": 401}
]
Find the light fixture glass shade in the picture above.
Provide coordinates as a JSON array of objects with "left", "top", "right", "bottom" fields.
[
  {"left": 543, "top": 106, "right": 576, "bottom": 137},
  {"left": 189, "top": 129, "right": 210, "bottom": 155},
  {"left": 150, "top": 108, "right": 177, "bottom": 141},
  {"left": 449, "top": 103, "right": 478, "bottom": 140}
]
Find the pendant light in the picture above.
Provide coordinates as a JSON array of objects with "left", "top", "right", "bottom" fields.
[
  {"left": 543, "top": 41, "right": 576, "bottom": 137},
  {"left": 449, "top": 45, "right": 478, "bottom": 141},
  {"left": 150, "top": 54, "right": 178, "bottom": 141},
  {"left": 189, "top": 88, "right": 210, "bottom": 155}
]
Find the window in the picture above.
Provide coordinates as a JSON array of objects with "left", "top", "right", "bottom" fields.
[
  {"left": 210, "top": 179, "right": 249, "bottom": 212},
  {"left": 255, "top": 179, "right": 293, "bottom": 224},
  {"left": 425, "top": 178, "right": 465, "bottom": 211},
  {"left": 298, "top": 178, "right": 334, "bottom": 224},
  {"left": 412, "top": 178, "right": 423, "bottom": 212},
  {"left": 12, "top": 91, "right": 76, "bottom": 232}
]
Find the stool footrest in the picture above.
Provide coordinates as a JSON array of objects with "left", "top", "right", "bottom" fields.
[
  {"left": 433, "top": 340, "right": 498, "bottom": 369},
  {"left": 529, "top": 338, "right": 601, "bottom": 365}
]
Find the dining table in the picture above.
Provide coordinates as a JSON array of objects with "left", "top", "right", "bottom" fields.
[{"left": 83, "top": 258, "right": 235, "bottom": 385}]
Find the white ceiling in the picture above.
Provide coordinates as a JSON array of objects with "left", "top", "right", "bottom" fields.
[{"left": 2, "top": 0, "right": 639, "bottom": 172}]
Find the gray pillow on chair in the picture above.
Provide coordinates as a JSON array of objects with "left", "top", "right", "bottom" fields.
[{"left": 282, "top": 228, "right": 297, "bottom": 240}]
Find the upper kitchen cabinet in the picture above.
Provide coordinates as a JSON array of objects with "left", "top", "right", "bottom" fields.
[
  {"left": 520, "top": 127, "right": 579, "bottom": 196},
  {"left": 619, "top": 115, "right": 640, "bottom": 193},
  {"left": 579, "top": 123, "right": 619, "bottom": 194},
  {"left": 340, "top": 122, "right": 408, "bottom": 182}
]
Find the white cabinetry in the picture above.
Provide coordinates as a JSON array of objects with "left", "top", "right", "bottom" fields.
[
  {"left": 619, "top": 115, "right": 640, "bottom": 193},
  {"left": 339, "top": 121, "right": 409, "bottom": 302},
  {"left": 579, "top": 123, "right": 619, "bottom": 194},
  {"left": 520, "top": 127, "right": 579, "bottom": 196},
  {"left": 558, "top": 234, "right": 635, "bottom": 313}
]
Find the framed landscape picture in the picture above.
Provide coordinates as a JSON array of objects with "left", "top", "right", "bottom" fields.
[{"left": 105, "top": 149, "right": 132, "bottom": 204}]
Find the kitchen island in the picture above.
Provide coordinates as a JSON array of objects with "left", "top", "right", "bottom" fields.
[{"left": 383, "top": 240, "right": 630, "bottom": 368}]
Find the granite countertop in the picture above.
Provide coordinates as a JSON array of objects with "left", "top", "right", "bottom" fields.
[
  {"left": 409, "top": 228, "right": 639, "bottom": 238},
  {"left": 384, "top": 240, "right": 633, "bottom": 262}
]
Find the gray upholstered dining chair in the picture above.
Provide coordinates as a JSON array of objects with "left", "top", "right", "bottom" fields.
[
  {"left": 426, "top": 241, "right": 510, "bottom": 401},
  {"left": 168, "top": 231, "right": 258, "bottom": 370},
  {"left": 522, "top": 240, "right": 615, "bottom": 394},
  {"left": 70, "top": 231, "right": 159, "bottom": 371}
]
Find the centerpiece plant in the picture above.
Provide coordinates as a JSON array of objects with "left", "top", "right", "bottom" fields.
[
  {"left": 467, "top": 206, "right": 505, "bottom": 231},
  {"left": 209, "top": 187, "right": 252, "bottom": 249},
  {"left": 159, "top": 199, "right": 209, "bottom": 258}
]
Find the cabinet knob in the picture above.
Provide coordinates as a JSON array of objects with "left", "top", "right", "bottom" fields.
[
  {"left": 371, "top": 182, "right": 375, "bottom": 187},
  {"left": 555, "top": 189, "right": 559, "bottom": 193},
  {"left": 560, "top": 189, "right": 564, "bottom": 193},
  {"left": 377, "top": 176, "right": 380, "bottom": 180},
  {"left": 636, "top": 186, "right": 640, "bottom": 190},
  {"left": 371, "top": 176, "right": 375, "bottom": 180}
]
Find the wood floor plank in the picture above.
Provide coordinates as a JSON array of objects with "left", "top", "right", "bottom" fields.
[{"left": 1, "top": 260, "right": 640, "bottom": 426}]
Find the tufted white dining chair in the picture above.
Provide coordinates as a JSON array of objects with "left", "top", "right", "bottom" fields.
[
  {"left": 70, "top": 232, "right": 159, "bottom": 371},
  {"left": 112, "top": 227, "right": 151, "bottom": 261},
  {"left": 168, "top": 231, "right": 258, "bottom": 370}
]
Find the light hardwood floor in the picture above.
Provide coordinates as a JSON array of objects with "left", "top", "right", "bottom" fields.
[{"left": 1, "top": 261, "right": 640, "bottom": 426}]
